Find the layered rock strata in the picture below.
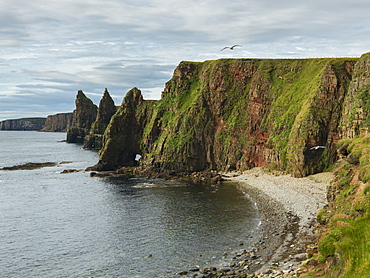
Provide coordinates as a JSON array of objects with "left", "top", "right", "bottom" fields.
[
  {"left": 0, "top": 118, "right": 46, "bottom": 130},
  {"left": 40, "top": 113, "right": 73, "bottom": 132},
  {"left": 92, "top": 56, "right": 365, "bottom": 177}
]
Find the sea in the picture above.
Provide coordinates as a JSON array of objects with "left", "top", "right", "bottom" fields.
[{"left": 0, "top": 131, "right": 261, "bottom": 278}]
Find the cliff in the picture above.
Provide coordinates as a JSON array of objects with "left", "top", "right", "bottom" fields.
[
  {"left": 93, "top": 57, "right": 359, "bottom": 177},
  {"left": 66, "top": 90, "right": 98, "bottom": 143},
  {"left": 307, "top": 135, "right": 370, "bottom": 277},
  {"left": 84, "top": 88, "right": 117, "bottom": 149},
  {"left": 340, "top": 52, "right": 370, "bottom": 138},
  {"left": 0, "top": 117, "right": 46, "bottom": 130},
  {"left": 75, "top": 54, "right": 370, "bottom": 277},
  {"left": 92, "top": 87, "right": 157, "bottom": 170},
  {"left": 40, "top": 113, "right": 73, "bottom": 132},
  {"left": 301, "top": 53, "right": 370, "bottom": 277}
]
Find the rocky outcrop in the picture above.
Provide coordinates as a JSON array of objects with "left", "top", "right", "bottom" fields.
[
  {"left": 88, "top": 53, "right": 370, "bottom": 177},
  {"left": 40, "top": 113, "right": 73, "bottom": 132},
  {"left": 91, "top": 87, "right": 157, "bottom": 170},
  {"left": 84, "top": 88, "right": 117, "bottom": 149},
  {"left": 0, "top": 118, "right": 46, "bottom": 130},
  {"left": 66, "top": 90, "right": 98, "bottom": 143}
]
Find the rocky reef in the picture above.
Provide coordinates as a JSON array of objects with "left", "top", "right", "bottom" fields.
[
  {"left": 66, "top": 90, "right": 98, "bottom": 143},
  {"left": 90, "top": 55, "right": 370, "bottom": 178},
  {"left": 0, "top": 117, "right": 46, "bottom": 130},
  {"left": 40, "top": 113, "right": 73, "bottom": 132}
]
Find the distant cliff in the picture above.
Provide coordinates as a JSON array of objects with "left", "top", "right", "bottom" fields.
[
  {"left": 40, "top": 113, "right": 73, "bottom": 132},
  {"left": 0, "top": 118, "right": 46, "bottom": 131}
]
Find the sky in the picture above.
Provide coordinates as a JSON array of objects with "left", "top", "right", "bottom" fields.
[{"left": 1, "top": 0, "right": 370, "bottom": 121}]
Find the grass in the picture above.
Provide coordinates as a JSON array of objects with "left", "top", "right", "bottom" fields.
[
  {"left": 308, "top": 136, "right": 370, "bottom": 278},
  {"left": 139, "top": 58, "right": 358, "bottom": 173}
]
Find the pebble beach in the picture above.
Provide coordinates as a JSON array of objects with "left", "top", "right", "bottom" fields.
[{"left": 178, "top": 168, "right": 333, "bottom": 277}]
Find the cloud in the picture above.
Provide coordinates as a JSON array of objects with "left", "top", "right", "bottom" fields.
[{"left": 1, "top": 0, "right": 370, "bottom": 120}]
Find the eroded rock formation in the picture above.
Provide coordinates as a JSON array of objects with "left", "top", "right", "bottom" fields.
[
  {"left": 84, "top": 88, "right": 117, "bottom": 149},
  {"left": 92, "top": 87, "right": 157, "bottom": 170},
  {"left": 66, "top": 90, "right": 98, "bottom": 143}
]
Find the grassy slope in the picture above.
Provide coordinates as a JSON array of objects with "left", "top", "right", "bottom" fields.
[{"left": 304, "top": 136, "right": 370, "bottom": 277}]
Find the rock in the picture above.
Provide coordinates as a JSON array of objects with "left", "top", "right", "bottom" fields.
[
  {"left": 66, "top": 90, "right": 98, "bottom": 143},
  {"left": 346, "top": 153, "right": 359, "bottom": 165},
  {"left": 60, "top": 169, "right": 80, "bottom": 174},
  {"left": 91, "top": 58, "right": 359, "bottom": 177},
  {"left": 0, "top": 117, "right": 46, "bottom": 131},
  {"left": 90, "top": 87, "right": 156, "bottom": 171},
  {"left": 0, "top": 162, "right": 57, "bottom": 171},
  {"left": 84, "top": 88, "right": 117, "bottom": 149}
]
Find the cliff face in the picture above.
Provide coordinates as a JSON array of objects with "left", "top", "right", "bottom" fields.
[
  {"left": 340, "top": 52, "right": 370, "bottom": 138},
  {"left": 0, "top": 118, "right": 46, "bottom": 130},
  {"left": 91, "top": 54, "right": 370, "bottom": 177},
  {"left": 93, "top": 87, "right": 157, "bottom": 170},
  {"left": 311, "top": 135, "right": 370, "bottom": 277},
  {"left": 84, "top": 88, "right": 117, "bottom": 149},
  {"left": 40, "top": 113, "right": 73, "bottom": 132},
  {"left": 66, "top": 90, "right": 98, "bottom": 143}
]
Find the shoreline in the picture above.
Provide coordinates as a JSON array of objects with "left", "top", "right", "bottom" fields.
[
  {"left": 88, "top": 166, "right": 332, "bottom": 277},
  {"left": 179, "top": 168, "right": 332, "bottom": 277},
  {"left": 223, "top": 168, "right": 332, "bottom": 276}
]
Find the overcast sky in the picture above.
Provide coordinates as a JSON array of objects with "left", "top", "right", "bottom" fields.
[{"left": 1, "top": 0, "right": 369, "bottom": 120}]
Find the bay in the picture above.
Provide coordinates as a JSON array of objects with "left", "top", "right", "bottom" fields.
[{"left": 0, "top": 131, "right": 260, "bottom": 277}]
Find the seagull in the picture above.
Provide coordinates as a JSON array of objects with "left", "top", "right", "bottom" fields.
[
  {"left": 309, "top": 146, "right": 326, "bottom": 150},
  {"left": 221, "top": 45, "right": 242, "bottom": 51}
]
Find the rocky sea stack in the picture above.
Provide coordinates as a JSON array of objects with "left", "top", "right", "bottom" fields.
[
  {"left": 84, "top": 88, "right": 117, "bottom": 149},
  {"left": 66, "top": 90, "right": 98, "bottom": 143}
]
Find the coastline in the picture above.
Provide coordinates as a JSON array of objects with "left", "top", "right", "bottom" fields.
[
  {"left": 175, "top": 168, "right": 333, "bottom": 277},
  {"left": 220, "top": 167, "right": 333, "bottom": 277}
]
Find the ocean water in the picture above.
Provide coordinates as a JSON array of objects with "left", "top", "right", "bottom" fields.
[{"left": 0, "top": 131, "right": 261, "bottom": 278}]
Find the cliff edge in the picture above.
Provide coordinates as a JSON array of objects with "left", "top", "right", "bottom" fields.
[{"left": 93, "top": 57, "right": 362, "bottom": 177}]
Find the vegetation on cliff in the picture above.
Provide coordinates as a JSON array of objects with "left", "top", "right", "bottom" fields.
[
  {"left": 92, "top": 87, "right": 157, "bottom": 170},
  {"left": 40, "top": 113, "right": 73, "bottom": 132},
  {"left": 297, "top": 53, "right": 370, "bottom": 278},
  {"left": 95, "top": 57, "right": 358, "bottom": 177},
  {"left": 303, "top": 136, "right": 370, "bottom": 278}
]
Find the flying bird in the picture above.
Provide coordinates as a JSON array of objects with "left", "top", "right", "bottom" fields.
[
  {"left": 221, "top": 45, "right": 242, "bottom": 51},
  {"left": 309, "top": 146, "right": 326, "bottom": 150}
]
